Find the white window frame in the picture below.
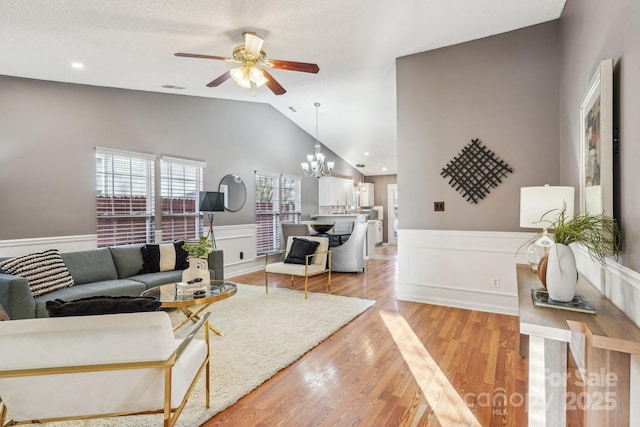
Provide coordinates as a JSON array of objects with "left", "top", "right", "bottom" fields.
[
  {"left": 160, "top": 156, "right": 205, "bottom": 242},
  {"left": 255, "top": 171, "right": 302, "bottom": 254},
  {"left": 95, "top": 147, "right": 156, "bottom": 247}
]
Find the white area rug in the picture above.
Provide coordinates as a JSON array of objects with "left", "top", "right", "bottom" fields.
[{"left": 29, "top": 284, "right": 375, "bottom": 427}]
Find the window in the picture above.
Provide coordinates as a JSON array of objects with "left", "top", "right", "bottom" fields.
[
  {"left": 160, "top": 156, "right": 205, "bottom": 242},
  {"left": 96, "top": 147, "right": 155, "bottom": 247},
  {"left": 255, "top": 171, "right": 302, "bottom": 254}
]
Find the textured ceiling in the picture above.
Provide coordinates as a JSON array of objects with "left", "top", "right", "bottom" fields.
[{"left": 0, "top": 0, "right": 566, "bottom": 175}]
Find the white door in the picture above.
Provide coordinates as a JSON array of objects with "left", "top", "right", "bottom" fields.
[{"left": 387, "top": 184, "right": 398, "bottom": 245}]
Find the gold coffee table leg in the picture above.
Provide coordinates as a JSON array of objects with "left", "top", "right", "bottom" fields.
[{"left": 177, "top": 304, "right": 224, "bottom": 336}]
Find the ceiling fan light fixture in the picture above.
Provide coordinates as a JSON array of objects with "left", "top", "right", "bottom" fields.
[
  {"left": 175, "top": 31, "right": 318, "bottom": 96},
  {"left": 249, "top": 67, "right": 267, "bottom": 87},
  {"left": 230, "top": 66, "right": 250, "bottom": 88}
]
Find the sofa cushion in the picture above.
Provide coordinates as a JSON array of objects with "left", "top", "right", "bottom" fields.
[
  {"left": 284, "top": 238, "right": 320, "bottom": 265},
  {"left": 61, "top": 248, "right": 118, "bottom": 285},
  {"left": 46, "top": 295, "right": 162, "bottom": 317},
  {"left": 109, "top": 245, "right": 144, "bottom": 279},
  {"left": 140, "top": 242, "right": 189, "bottom": 274},
  {"left": 0, "top": 249, "right": 74, "bottom": 297},
  {"left": 128, "top": 270, "right": 185, "bottom": 289},
  {"left": 33, "top": 279, "right": 147, "bottom": 318}
]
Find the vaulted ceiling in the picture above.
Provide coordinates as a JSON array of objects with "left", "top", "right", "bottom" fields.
[{"left": 0, "top": 0, "right": 566, "bottom": 175}]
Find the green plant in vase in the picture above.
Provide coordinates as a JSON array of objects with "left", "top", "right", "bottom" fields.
[
  {"left": 181, "top": 236, "right": 213, "bottom": 286},
  {"left": 527, "top": 204, "right": 620, "bottom": 302},
  {"left": 182, "top": 236, "right": 213, "bottom": 259}
]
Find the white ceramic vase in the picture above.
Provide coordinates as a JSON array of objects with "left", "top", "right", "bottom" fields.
[
  {"left": 181, "top": 257, "right": 210, "bottom": 285},
  {"left": 545, "top": 243, "right": 577, "bottom": 302}
]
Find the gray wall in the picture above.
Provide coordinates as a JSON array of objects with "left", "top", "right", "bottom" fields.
[
  {"left": 559, "top": 0, "right": 640, "bottom": 271},
  {"left": 396, "top": 21, "right": 561, "bottom": 232},
  {"left": 0, "top": 76, "right": 354, "bottom": 240}
]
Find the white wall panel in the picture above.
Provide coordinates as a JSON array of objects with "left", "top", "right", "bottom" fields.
[{"left": 0, "top": 235, "right": 97, "bottom": 257}]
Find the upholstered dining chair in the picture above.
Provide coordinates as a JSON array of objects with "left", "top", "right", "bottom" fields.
[
  {"left": 265, "top": 236, "right": 331, "bottom": 299},
  {"left": 330, "top": 220, "right": 368, "bottom": 273},
  {"left": 280, "top": 222, "right": 310, "bottom": 249}
]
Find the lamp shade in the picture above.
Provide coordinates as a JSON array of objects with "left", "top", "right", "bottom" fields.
[
  {"left": 199, "top": 191, "right": 225, "bottom": 212},
  {"left": 520, "top": 185, "right": 575, "bottom": 229}
]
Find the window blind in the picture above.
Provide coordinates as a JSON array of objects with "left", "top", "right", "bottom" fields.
[
  {"left": 95, "top": 148, "right": 155, "bottom": 247},
  {"left": 255, "top": 171, "right": 302, "bottom": 254},
  {"left": 160, "top": 157, "right": 204, "bottom": 242}
]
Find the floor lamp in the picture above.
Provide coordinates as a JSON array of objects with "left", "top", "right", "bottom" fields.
[{"left": 199, "top": 191, "right": 225, "bottom": 249}]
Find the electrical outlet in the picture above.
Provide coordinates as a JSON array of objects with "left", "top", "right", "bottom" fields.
[
  {"left": 434, "top": 201, "right": 445, "bottom": 212},
  {"left": 491, "top": 277, "right": 500, "bottom": 288}
]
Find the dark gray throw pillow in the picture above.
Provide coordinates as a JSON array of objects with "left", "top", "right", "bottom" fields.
[
  {"left": 46, "top": 295, "right": 162, "bottom": 317},
  {"left": 284, "top": 238, "right": 320, "bottom": 265}
]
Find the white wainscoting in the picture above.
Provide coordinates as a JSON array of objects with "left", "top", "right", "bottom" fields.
[
  {"left": 213, "top": 224, "right": 263, "bottom": 278},
  {"left": 0, "top": 235, "right": 97, "bottom": 257},
  {"left": 398, "top": 229, "right": 640, "bottom": 322},
  {"left": 397, "top": 229, "right": 532, "bottom": 315},
  {"left": 573, "top": 244, "right": 640, "bottom": 328}
]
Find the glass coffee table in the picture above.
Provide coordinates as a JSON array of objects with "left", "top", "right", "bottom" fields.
[{"left": 142, "top": 280, "right": 237, "bottom": 336}]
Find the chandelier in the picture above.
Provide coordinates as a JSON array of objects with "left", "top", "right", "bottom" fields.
[{"left": 302, "top": 102, "right": 334, "bottom": 177}]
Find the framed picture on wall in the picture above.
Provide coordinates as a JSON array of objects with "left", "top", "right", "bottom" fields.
[{"left": 579, "top": 58, "right": 613, "bottom": 217}]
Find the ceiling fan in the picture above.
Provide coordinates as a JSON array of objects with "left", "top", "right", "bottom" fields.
[{"left": 175, "top": 32, "right": 319, "bottom": 96}]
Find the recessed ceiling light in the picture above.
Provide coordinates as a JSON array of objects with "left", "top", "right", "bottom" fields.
[
  {"left": 70, "top": 62, "right": 84, "bottom": 70},
  {"left": 382, "top": 167, "right": 387, "bottom": 171},
  {"left": 364, "top": 152, "right": 369, "bottom": 156}
]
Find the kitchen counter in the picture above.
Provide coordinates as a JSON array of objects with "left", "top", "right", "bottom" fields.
[{"left": 310, "top": 213, "right": 369, "bottom": 219}]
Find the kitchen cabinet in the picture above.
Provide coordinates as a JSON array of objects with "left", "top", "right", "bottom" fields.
[
  {"left": 366, "top": 220, "right": 383, "bottom": 256},
  {"left": 319, "top": 177, "right": 354, "bottom": 207}
]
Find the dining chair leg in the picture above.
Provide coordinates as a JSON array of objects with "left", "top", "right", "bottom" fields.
[
  {"left": 304, "top": 275, "right": 308, "bottom": 299},
  {"left": 264, "top": 271, "right": 269, "bottom": 294}
]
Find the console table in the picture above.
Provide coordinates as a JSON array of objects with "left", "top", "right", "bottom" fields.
[{"left": 517, "top": 263, "right": 640, "bottom": 426}]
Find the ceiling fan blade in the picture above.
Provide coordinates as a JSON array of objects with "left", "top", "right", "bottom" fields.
[
  {"left": 175, "top": 52, "right": 234, "bottom": 62},
  {"left": 262, "top": 70, "right": 286, "bottom": 95},
  {"left": 207, "top": 71, "right": 232, "bottom": 87},
  {"left": 244, "top": 33, "right": 264, "bottom": 58},
  {"left": 267, "top": 59, "right": 319, "bottom": 74}
]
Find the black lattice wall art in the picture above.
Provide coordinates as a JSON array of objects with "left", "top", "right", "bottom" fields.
[{"left": 441, "top": 138, "right": 513, "bottom": 204}]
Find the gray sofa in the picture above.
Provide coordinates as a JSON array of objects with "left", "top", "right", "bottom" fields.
[{"left": 0, "top": 245, "right": 223, "bottom": 319}]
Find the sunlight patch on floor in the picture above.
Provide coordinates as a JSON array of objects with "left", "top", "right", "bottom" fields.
[{"left": 380, "top": 309, "right": 481, "bottom": 426}]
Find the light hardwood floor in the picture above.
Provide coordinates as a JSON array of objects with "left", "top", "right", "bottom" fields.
[{"left": 202, "top": 245, "right": 575, "bottom": 426}]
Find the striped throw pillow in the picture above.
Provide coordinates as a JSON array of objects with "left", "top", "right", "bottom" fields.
[{"left": 0, "top": 249, "right": 75, "bottom": 296}]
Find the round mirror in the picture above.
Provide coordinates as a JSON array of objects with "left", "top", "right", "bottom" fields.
[{"left": 218, "top": 174, "right": 246, "bottom": 212}]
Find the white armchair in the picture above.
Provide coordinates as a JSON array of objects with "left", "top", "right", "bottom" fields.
[
  {"left": 0, "top": 311, "right": 210, "bottom": 427},
  {"left": 265, "top": 236, "right": 331, "bottom": 299}
]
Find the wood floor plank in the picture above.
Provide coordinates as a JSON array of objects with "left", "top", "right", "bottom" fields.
[{"left": 202, "top": 245, "right": 577, "bottom": 426}]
